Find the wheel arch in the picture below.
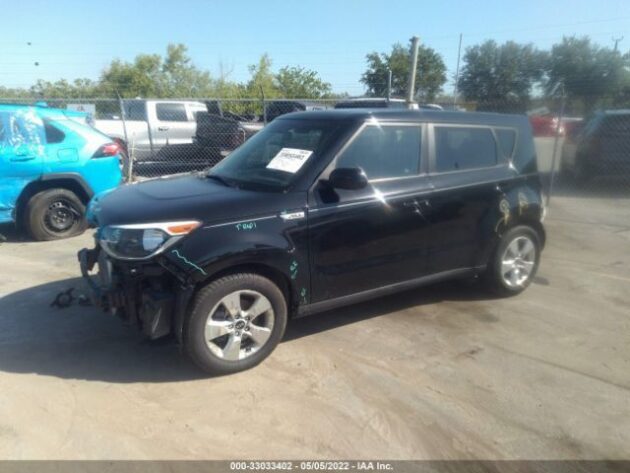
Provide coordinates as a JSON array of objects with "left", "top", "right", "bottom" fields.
[
  {"left": 477, "top": 213, "right": 546, "bottom": 270},
  {"left": 15, "top": 174, "right": 93, "bottom": 224},
  {"left": 518, "top": 217, "right": 546, "bottom": 249},
  {"left": 202, "top": 262, "right": 293, "bottom": 307},
  {"left": 174, "top": 261, "right": 296, "bottom": 346}
]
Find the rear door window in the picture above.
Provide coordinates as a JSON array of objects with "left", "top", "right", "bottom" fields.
[
  {"left": 123, "top": 101, "right": 147, "bottom": 121},
  {"left": 0, "top": 109, "right": 45, "bottom": 157},
  {"left": 156, "top": 103, "right": 188, "bottom": 122},
  {"left": 434, "top": 126, "right": 497, "bottom": 172}
]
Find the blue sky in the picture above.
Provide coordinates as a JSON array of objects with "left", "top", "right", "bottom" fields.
[{"left": 1, "top": 0, "right": 629, "bottom": 95}]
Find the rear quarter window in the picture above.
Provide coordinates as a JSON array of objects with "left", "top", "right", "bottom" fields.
[
  {"left": 44, "top": 121, "right": 65, "bottom": 144},
  {"left": 495, "top": 129, "right": 517, "bottom": 158},
  {"left": 434, "top": 126, "right": 497, "bottom": 172}
]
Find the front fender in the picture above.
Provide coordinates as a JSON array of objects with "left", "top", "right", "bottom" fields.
[{"left": 162, "top": 211, "right": 310, "bottom": 307}]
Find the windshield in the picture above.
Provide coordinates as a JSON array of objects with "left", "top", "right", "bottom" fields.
[{"left": 208, "top": 118, "right": 343, "bottom": 192}]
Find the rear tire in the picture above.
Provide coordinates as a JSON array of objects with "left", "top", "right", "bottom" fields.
[
  {"left": 25, "top": 188, "right": 87, "bottom": 241},
  {"left": 483, "top": 225, "right": 541, "bottom": 296},
  {"left": 184, "top": 273, "right": 288, "bottom": 375}
]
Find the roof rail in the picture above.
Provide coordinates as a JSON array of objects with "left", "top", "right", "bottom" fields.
[{"left": 0, "top": 101, "right": 49, "bottom": 107}]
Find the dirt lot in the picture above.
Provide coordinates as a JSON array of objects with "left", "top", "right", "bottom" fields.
[{"left": 0, "top": 191, "right": 629, "bottom": 460}]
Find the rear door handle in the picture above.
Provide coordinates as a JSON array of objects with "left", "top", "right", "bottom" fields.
[
  {"left": 157, "top": 126, "right": 170, "bottom": 131},
  {"left": 10, "top": 156, "right": 36, "bottom": 162},
  {"left": 403, "top": 199, "right": 427, "bottom": 217}
]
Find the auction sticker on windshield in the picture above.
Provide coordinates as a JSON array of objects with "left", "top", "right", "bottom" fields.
[{"left": 266, "top": 148, "right": 313, "bottom": 173}]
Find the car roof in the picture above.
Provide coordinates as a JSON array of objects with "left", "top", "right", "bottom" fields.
[
  {"left": 0, "top": 103, "right": 87, "bottom": 118},
  {"left": 338, "top": 97, "right": 406, "bottom": 102},
  {"left": 278, "top": 108, "right": 528, "bottom": 126}
]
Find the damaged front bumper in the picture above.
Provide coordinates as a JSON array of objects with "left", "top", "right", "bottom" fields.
[{"left": 78, "top": 245, "right": 192, "bottom": 341}]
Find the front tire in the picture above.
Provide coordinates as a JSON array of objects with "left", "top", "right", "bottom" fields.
[
  {"left": 484, "top": 226, "right": 541, "bottom": 296},
  {"left": 184, "top": 273, "right": 288, "bottom": 375},
  {"left": 25, "top": 188, "right": 88, "bottom": 241}
]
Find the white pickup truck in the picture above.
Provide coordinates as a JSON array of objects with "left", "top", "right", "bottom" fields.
[{"left": 94, "top": 99, "right": 207, "bottom": 162}]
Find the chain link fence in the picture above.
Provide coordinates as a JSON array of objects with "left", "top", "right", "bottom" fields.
[{"left": 2, "top": 95, "right": 629, "bottom": 220}]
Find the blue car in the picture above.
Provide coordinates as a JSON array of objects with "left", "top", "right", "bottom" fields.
[{"left": 0, "top": 104, "right": 122, "bottom": 240}]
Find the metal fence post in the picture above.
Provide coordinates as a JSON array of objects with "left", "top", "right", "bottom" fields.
[
  {"left": 116, "top": 94, "right": 131, "bottom": 182},
  {"left": 260, "top": 85, "right": 267, "bottom": 125},
  {"left": 547, "top": 85, "right": 566, "bottom": 207}
]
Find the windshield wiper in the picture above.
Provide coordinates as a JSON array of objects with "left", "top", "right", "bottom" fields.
[{"left": 206, "top": 174, "right": 235, "bottom": 187}]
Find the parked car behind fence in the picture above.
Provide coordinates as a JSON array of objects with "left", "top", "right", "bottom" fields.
[{"left": 561, "top": 110, "right": 630, "bottom": 182}]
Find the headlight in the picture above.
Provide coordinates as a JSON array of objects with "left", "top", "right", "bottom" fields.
[{"left": 99, "top": 221, "right": 200, "bottom": 260}]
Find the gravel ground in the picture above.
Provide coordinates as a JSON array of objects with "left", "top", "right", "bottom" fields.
[{"left": 0, "top": 191, "right": 629, "bottom": 460}]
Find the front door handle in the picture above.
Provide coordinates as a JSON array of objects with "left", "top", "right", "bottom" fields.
[{"left": 157, "top": 126, "right": 170, "bottom": 131}]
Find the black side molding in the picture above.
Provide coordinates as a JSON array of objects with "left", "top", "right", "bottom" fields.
[{"left": 296, "top": 267, "right": 483, "bottom": 318}]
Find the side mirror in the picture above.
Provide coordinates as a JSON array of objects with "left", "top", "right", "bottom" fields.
[{"left": 328, "top": 167, "right": 368, "bottom": 190}]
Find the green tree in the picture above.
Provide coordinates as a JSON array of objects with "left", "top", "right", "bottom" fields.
[
  {"left": 161, "top": 44, "right": 215, "bottom": 97},
  {"left": 30, "top": 78, "right": 102, "bottom": 99},
  {"left": 458, "top": 40, "right": 546, "bottom": 113},
  {"left": 275, "top": 66, "right": 332, "bottom": 98},
  {"left": 100, "top": 53, "right": 164, "bottom": 98},
  {"left": 546, "top": 36, "right": 629, "bottom": 113},
  {"left": 0, "top": 86, "right": 33, "bottom": 99},
  {"left": 246, "top": 54, "right": 278, "bottom": 99},
  {"left": 361, "top": 42, "right": 447, "bottom": 102},
  {"left": 99, "top": 44, "right": 216, "bottom": 98}
]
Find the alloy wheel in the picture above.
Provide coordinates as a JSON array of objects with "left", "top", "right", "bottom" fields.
[
  {"left": 501, "top": 236, "right": 536, "bottom": 288},
  {"left": 204, "top": 290, "right": 275, "bottom": 361}
]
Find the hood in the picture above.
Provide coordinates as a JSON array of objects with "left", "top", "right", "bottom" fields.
[{"left": 92, "top": 174, "right": 303, "bottom": 227}]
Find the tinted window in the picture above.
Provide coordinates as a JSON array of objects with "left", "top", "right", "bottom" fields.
[
  {"left": 44, "top": 121, "right": 65, "bottom": 144},
  {"left": 602, "top": 115, "right": 630, "bottom": 133},
  {"left": 156, "top": 103, "right": 187, "bottom": 122},
  {"left": 435, "top": 127, "right": 497, "bottom": 172},
  {"left": 336, "top": 125, "right": 421, "bottom": 179},
  {"left": 496, "top": 129, "right": 516, "bottom": 158},
  {"left": 123, "top": 101, "right": 147, "bottom": 121}
]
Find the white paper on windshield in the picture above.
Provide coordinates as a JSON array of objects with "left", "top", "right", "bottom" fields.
[{"left": 266, "top": 148, "right": 313, "bottom": 174}]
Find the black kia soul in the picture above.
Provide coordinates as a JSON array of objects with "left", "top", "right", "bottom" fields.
[{"left": 79, "top": 109, "right": 545, "bottom": 374}]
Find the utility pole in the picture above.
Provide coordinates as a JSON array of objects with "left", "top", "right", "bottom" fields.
[
  {"left": 406, "top": 36, "right": 420, "bottom": 107},
  {"left": 387, "top": 69, "right": 392, "bottom": 102},
  {"left": 612, "top": 36, "right": 624, "bottom": 52},
  {"left": 453, "top": 33, "right": 463, "bottom": 107}
]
